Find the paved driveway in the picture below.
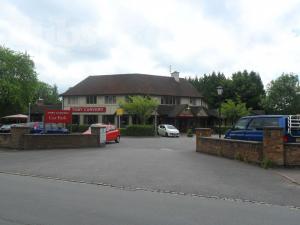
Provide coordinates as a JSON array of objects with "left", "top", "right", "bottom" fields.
[{"left": 0, "top": 136, "right": 299, "bottom": 207}]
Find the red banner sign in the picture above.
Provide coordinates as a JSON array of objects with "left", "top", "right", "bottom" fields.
[
  {"left": 71, "top": 107, "right": 106, "bottom": 113},
  {"left": 45, "top": 110, "right": 72, "bottom": 123}
]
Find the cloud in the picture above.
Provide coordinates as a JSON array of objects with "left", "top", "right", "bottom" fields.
[{"left": 1, "top": 0, "right": 300, "bottom": 93}]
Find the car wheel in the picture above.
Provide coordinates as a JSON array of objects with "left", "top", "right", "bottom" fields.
[
  {"left": 165, "top": 132, "right": 168, "bottom": 137},
  {"left": 115, "top": 136, "right": 120, "bottom": 143}
]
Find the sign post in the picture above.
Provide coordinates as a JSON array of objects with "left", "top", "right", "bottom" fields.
[{"left": 116, "top": 108, "right": 124, "bottom": 129}]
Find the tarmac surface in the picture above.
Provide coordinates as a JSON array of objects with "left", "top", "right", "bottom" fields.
[
  {"left": 0, "top": 172, "right": 299, "bottom": 225},
  {"left": 0, "top": 136, "right": 299, "bottom": 208}
]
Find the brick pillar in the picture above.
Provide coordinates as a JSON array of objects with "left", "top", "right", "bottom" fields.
[
  {"left": 91, "top": 126, "right": 101, "bottom": 146},
  {"left": 10, "top": 126, "right": 30, "bottom": 149},
  {"left": 263, "top": 127, "right": 284, "bottom": 166},
  {"left": 195, "top": 128, "right": 212, "bottom": 152}
]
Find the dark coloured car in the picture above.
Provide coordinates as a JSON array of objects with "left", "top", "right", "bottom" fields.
[
  {"left": 28, "top": 122, "right": 69, "bottom": 134},
  {"left": 224, "top": 115, "right": 300, "bottom": 143}
]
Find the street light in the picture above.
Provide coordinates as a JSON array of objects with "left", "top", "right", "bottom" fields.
[
  {"left": 217, "top": 86, "right": 223, "bottom": 138},
  {"left": 28, "top": 102, "right": 31, "bottom": 123}
]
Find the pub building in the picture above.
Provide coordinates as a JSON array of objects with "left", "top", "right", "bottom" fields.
[{"left": 61, "top": 72, "right": 215, "bottom": 131}]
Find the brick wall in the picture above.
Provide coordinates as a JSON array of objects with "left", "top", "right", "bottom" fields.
[
  {"left": 196, "top": 127, "right": 300, "bottom": 166},
  {"left": 0, "top": 126, "right": 104, "bottom": 150},
  {"left": 285, "top": 143, "right": 300, "bottom": 166},
  {"left": 23, "top": 134, "right": 99, "bottom": 150},
  {"left": 197, "top": 136, "right": 262, "bottom": 164},
  {"left": 0, "top": 133, "right": 12, "bottom": 148}
]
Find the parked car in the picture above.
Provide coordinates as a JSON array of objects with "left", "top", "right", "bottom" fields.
[
  {"left": 157, "top": 124, "right": 180, "bottom": 137},
  {"left": 224, "top": 115, "right": 300, "bottom": 143},
  {"left": 0, "top": 124, "right": 13, "bottom": 133},
  {"left": 83, "top": 123, "right": 120, "bottom": 143},
  {"left": 28, "top": 122, "right": 69, "bottom": 134}
]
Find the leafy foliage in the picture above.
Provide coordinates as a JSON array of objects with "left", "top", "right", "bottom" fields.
[
  {"left": 119, "top": 96, "right": 158, "bottom": 125},
  {"left": 262, "top": 73, "right": 300, "bottom": 114},
  {"left": 0, "top": 46, "right": 38, "bottom": 117},
  {"left": 221, "top": 99, "right": 251, "bottom": 125},
  {"left": 122, "top": 125, "right": 154, "bottom": 136},
  {"left": 188, "top": 70, "right": 265, "bottom": 110},
  {"left": 231, "top": 70, "right": 265, "bottom": 109},
  {"left": 34, "top": 81, "right": 60, "bottom": 104},
  {"left": 188, "top": 72, "right": 231, "bottom": 109}
]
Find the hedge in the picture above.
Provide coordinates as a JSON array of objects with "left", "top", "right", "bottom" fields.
[
  {"left": 121, "top": 125, "right": 154, "bottom": 136},
  {"left": 66, "top": 124, "right": 90, "bottom": 133}
]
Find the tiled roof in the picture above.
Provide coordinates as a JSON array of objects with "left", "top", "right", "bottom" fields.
[{"left": 61, "top": 74, "right": 202, "bottom": 97}]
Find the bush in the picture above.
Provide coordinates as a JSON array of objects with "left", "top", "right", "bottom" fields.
[
  {"left": 212, "top": 126, "right": 232, "bottom": 135},
  {"left": 66, "top": 124, "right": 89, "bottom": 133},
  {"left": 119, "top": 128, "right": 127, "bottom": 136},
  {"left": 261, "top": 157, "right": 274, "bottom": 169},
  {"left": 187, "top": 129, "right": 194, "bottom": 137},
  {"left": 123, "top": 125, "right": 154, "bottom": 136}
]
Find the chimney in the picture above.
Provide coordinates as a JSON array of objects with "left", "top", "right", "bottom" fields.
[{"left": 171, "top": 71, "right": 180, "bottom": 82}]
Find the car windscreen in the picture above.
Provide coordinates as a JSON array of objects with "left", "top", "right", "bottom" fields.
[
  {"left": 166, "top": 125, "right": 176, "bottom": 129},
  {"left": 233, "top": 118, "right": 250, "bottom": 130}
]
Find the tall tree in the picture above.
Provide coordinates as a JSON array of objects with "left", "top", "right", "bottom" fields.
[
  {"left": 0, "top": 46, "right": 38, "bottom": 117},
  {"left": 263, "top": 73, "right": 300, "bottom": 114},
  {"left": 34, "top": 82, "right": 60, "bottom": 104},
  {"left": 231, "top": 70, "right": 265, "bottom": 109},
  {"left": 189, "top": 72, "right": 232, "bottom": 109},
  {"left": 119, "top": 96, "right": 159, "bottom": 125}
]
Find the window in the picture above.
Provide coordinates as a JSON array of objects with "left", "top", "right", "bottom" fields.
[
  {"left": 84, "top": 115, "right": 98, "bottom": 125},
  {"left": 67, "top": 96, "right": 78, "bottom": 105},
  {"left": 233, "top": 118, "right": 250, "bottom": 130},
  {"left": 105, "top": 96, "right": 116, "bottom": 104},
  {"left": 86, "top": 96, "right": 97, "bottom": 104},
  {"left": 248, "top": 117, "right": 279, "bottom": 130},
  {"left": 161, "top": 96, "right": 179, "bottom": 105},
  {"left": 190, "top": 98, "right": 196, "bottom": 105}
]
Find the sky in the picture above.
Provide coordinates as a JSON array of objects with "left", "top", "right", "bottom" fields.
[{"left": 1, "top": 0, "right": 300, "bottom": 93}]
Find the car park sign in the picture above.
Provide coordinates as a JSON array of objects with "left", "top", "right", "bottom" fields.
[{"left": 45, "top": 110, "right": 72, "bottom": 123}]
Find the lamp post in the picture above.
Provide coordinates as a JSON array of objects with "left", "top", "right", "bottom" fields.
[
  {"left": 28, "top": 102, "right": 31, "bottom": 123},
  {"left": 217, "top": 86, "right": 223, "bottom": 138},
  {"left": 154, "top": 109, "right": 158, "bottom": 136}
]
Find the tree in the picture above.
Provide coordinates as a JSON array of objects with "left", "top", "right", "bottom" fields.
[
  {"left": 34, "top": 81, "right": 60, "bottom": 104},
  {"left": 221, "top": 99, "right": 251, "bottom": 125},
  {"left": 263, "top": 73, "right": 300, "bottom": 114},
  {"left": 119, "top": 96, "right": 159, "bottom": 125},
  {"left": 189, "top": 72, "right": 232, "bottom": 109},
  {"left": 0, "top": 46, "right": 38, "bottom": 117},
  {"left": 231, "top": 70, "right": 265, "bottom": 109}
]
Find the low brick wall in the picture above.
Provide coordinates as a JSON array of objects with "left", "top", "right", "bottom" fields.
[
  {"left": 196, "top": 127, "right": 300, "bottom": 166},
  {"left": 0, "top": 133, "right": 12, "bottom": 148},
  {"left": 285, "top": 143, "right": 300, "bottom": 166},
  {"left": 23, "top": 134, "right": 99, "bottom": 150},
  {"left": 197, "top": 137, "right": 262, "bottom": 164},
  {"left": 0, "top": 126, "right": 103, "bottom": 150}
]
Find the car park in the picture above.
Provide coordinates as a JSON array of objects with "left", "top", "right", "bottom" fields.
[
  {"left": 224, "top": 115, "right": 300, "bottom": 142},
  {"left": 83, "top": 123, "right": 120, "bottom": 143},
  {"left": 157, "top": 124, "right": 180, "bottom": 137}
]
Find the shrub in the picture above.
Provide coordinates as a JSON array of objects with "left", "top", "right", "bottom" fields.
[
  {"left": 187, "top": 129, "right": 194, "bottom": 137},
  {"left": 66, "top": 124, "right": 89, "bottom": 133},
  {"left": 212, "top": 126, "right": 232, "bottom": 135},
  {"left": 120, "top": 128, "right": 127, "bottom": 136},
  {"left": 261, "top": 157, "right": 274, "bottom": 169},
  {"left": 124, "top": 125, "right": 154, "bottom": 136}
]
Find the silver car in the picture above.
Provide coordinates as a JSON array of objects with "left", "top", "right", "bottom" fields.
[{"left": 157, "top": 124, "right": 180, "bottom": 137}]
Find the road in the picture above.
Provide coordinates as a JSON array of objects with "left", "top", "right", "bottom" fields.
[{"left": 0, "top": 173, "right": 299, "bottom": 225}]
